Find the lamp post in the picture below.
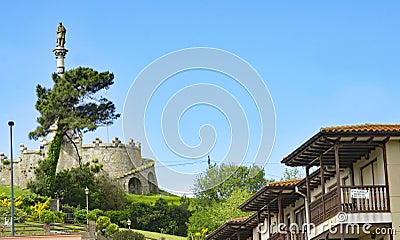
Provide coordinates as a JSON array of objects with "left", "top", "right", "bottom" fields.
[
  {"left": 85, "top": 187, "right": 89, "bottom": 225},
  {"left": 127, "top": 219, "right": 131, "bottom": 230},
  {"left": 8, "top": 121, "right": 15, "bottom": 236}
]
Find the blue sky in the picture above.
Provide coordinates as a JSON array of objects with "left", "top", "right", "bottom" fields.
[{"left": 1, "top": 1, "right": 400, "bottom": 194}]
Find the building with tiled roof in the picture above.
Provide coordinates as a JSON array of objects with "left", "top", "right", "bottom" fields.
[{"left": 206, "top": 123, "right": 400, "bottom": 240}]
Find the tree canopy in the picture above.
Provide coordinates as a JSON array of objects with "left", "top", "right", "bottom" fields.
[
  {"left": 187, "top": 187, "right": 253, "bottom": 238},
  {"left": 193, "top": 164, "right": 269, "bottom": 204},
  {"left": 28, "top": 67, "right": 120, "bottom": 196},
  {"left": 281, "top": 167, "right": 303, "bottom": 180},
  {"left": 29, "top": 67, "right": 120, "bottom": 140},
  {"left": 188, "top": 164, "right": 274, "bottom": 237}
]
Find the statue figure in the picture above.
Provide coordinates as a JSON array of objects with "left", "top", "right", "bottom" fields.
[{"left": 56, "top": 22, "right": 66, "bottom": 48}]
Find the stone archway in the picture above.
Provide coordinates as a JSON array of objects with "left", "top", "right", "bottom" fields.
[
  {"left": 148, "top": 172, "right": 158, "bottom": 193},
  {"left": 128, "top": 177, "right": 142, "bottom": 194}
]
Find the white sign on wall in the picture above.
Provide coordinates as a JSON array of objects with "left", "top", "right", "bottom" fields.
[{"left": 350, "top": 189, "right": 370, "bottom": 199}]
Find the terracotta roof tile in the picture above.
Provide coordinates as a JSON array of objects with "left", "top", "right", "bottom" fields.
[
  {"left": 267, "top": 178, "right": 302, "bottom": 187},
  {"left": 227, "top": 216, "right": 248, "bottom": 223},
  {"left": 321, "top": 124, "right": 400, "bottom": 133}
]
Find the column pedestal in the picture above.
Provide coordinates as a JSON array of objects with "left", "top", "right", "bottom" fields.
[{"left": 52, "top": 47, "right": 68, "bottom": 75}]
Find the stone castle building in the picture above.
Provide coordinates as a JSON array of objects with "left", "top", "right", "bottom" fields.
[
  {"left": 0, "top": 135, "right": 158, "bottom": 195},
  {"left": 0, "top": 22, "right": 158, "bottom": 195}
]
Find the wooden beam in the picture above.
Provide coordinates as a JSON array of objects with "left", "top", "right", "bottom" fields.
[
  {"left": 334, "top": 143, "right": 344, "bottom": 240},
  {"left": 382, "top": 143, "right": 391, "bottom": 211},
  {"left": 268, "top": 207, "right": 271, "bottom": 239},
  {"left": 305, "top": 166, "right": 311, "bottom": 204},
  {"left": 319, "top": 156, "right": 326, "bottom": 222},
  {"left": 278, "top": 196, "right": 284, "bottom": 240},
  {"left": 305, "top": 165, "right": 311, "bottom": 233},
  {"left": 257, "top": 211, "right": 261, "bottom": 240}
]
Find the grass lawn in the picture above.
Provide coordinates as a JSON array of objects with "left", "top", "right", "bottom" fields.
[
  {"left": 127, "top": 228, "right": 186, "bottom": 240},
  {"left": 0, "top": 186, "right": 31, "bottom": 197},
  {"left": 126, "top": 193, "right": 183, "bottom": 205}
]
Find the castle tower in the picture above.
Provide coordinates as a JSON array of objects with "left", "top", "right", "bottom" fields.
[{"left": 52, "top": 22, "right": 68, "bottom": 76}]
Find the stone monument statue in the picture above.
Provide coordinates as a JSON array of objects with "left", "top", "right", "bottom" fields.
[
  {"left": 56, "top": 22, "right": 66, "bottom": 48},
  {"left": 53, "top": 22, "right": 68, "bottom": 75}
]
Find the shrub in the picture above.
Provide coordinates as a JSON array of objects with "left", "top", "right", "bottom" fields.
[
  {"left": 92, "top": 173, "right": 126, "bottom": 210},
  {"left": 96, "top": 215, "right": 111, "bottom": 230},
  {"left": 60, "top": 204, "right": 77, "bottom": 213},
  {"left": 113, "top": 230, "right": 145, "bottom": 240},
  {"left": 104, "top": 209, "right": 130, "bottom": 227},
  {"left": 87, "top": 211, "right": 97, "bottom": 221},
  {"left": 74, "top": 209, "right": 88, "bottom": 224},
  {"left": 39, "top": 210, "right": 57, "bottom": 224},
  {"left": 90, "top": 208, "right": 104, "bottom": 218},
  {"left": 19, "top": 192, "right": 48, "bottom": 211},
  {"left": 54, "top": 211, "right": 65, "bottom": 223},
  {"left": 0, "top": 206, "right": 27, "bottom": 223},
  {"left": 28, "top": 197, "right": 51, "bottom": 221},
  {"left": 106, "top": 223, "right": 119, "bottom": 235}
]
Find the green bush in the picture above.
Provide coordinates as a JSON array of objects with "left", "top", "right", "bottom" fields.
[
  {"left": 96, "top": 215, "right": 111, "bottom": 230},
  {"left": 106, "top": 223, "right": 119, "bottom": 235},
  {"left": 54, "top": 211, "right": 65, "bottom": 223},
  {"left": 112, "top": 230, "right": 145, "bottom": 240},
  {"left": 87, "top": 211, "right": 97, "bottom": 221},
  {"left": 74, "top": 209, "right": 88, "bottom": 224},
  {"left": 0, "top": 206, "right": 27, "bottom": 223},
  {"left": 60, "top": 204, "right": 77, "bottom": 213},
  {"left": 104, "top": 209, "right": 130, "bottom": 227},
  {"left": 90, "top": 208, "right": 104, "bottom": 218},
  {"left": 19, "top": 191, "right": 48, "bottom": 211},
  {"left": 39, "top": 210, "right": 57, "bottom": 224}
]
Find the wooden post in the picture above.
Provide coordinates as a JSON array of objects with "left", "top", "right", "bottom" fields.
[
  {"left": 334, "top": 143, "right": 344, "bottom": 240},
  {"left": 334, "top": 144, "right": 341, "bottom": 208},
  {"left": 319, "top": 156, "right": 326, "bottom": 195},
  {"left": 278, "top": 196, "right": 284, "bottom": 240},
  {"left": 319, "top": 156, "right": 326, "bottom": 221},
  {"left": 268, "top": 207, "right": 271, "bottom": 239},
  {"left": 257, "top": 210, "right": 262, "bottom": 240},
  {"left": 382, "top": 143, "right": 391, "bottom": 211},
  {"left": 305, "top": 166, "right": 311, "bottom": 226}
]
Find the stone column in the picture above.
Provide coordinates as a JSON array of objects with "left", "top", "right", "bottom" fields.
[{"left": 52, "top": 47, "right": 68, "bottom": 76}]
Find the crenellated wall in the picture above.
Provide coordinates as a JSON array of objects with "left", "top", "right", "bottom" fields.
[{"left": 0, "top": 136, "right": 158, "bottom": 195}]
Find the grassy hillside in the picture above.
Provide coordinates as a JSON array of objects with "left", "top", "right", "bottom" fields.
[
  {"left": 130, "top": 228, "right": 186, "bottom": 240},
  {"left": 0, "top": 186, "right": 32, "bottom": 197},
  {"left": 126, "top": 192, "right": 183, "bottom": 205}
]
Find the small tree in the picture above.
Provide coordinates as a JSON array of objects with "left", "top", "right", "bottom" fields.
[
  {"left": 39, "top": 210, "right": 57, "bottom": 225},
  {"left": 106, "top": 223, "right": 119, "bottom": 236},
  {"left": 96, "top": 216, "right": 111, "bottom": 231},
  {"left": 193, "top": 164, "right": 269, "bottom": 204},
  {"left": 281, "top": 167, "right": 303, "bottom": 180},
  {"left": 187, "top": 187, "right": 252, "bottom": 237}
]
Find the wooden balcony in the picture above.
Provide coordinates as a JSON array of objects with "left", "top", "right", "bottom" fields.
[{"left": 310, "top": 185, "right": 389, "bottom": 225}]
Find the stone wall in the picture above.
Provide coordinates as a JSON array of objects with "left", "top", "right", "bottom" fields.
[{"left": 0, "top": 136, "right": 158, "bottom": 195}]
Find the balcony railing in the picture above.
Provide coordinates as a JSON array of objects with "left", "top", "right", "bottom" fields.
[
  {"left": 310, "top": 185, "right": 389, "bottom": 225},
  {"left": 341, "top": 185, "right": 389, "bottom": 212},
  {"left": 310, "top": 189, "right": 339, "bottom": 225}
]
